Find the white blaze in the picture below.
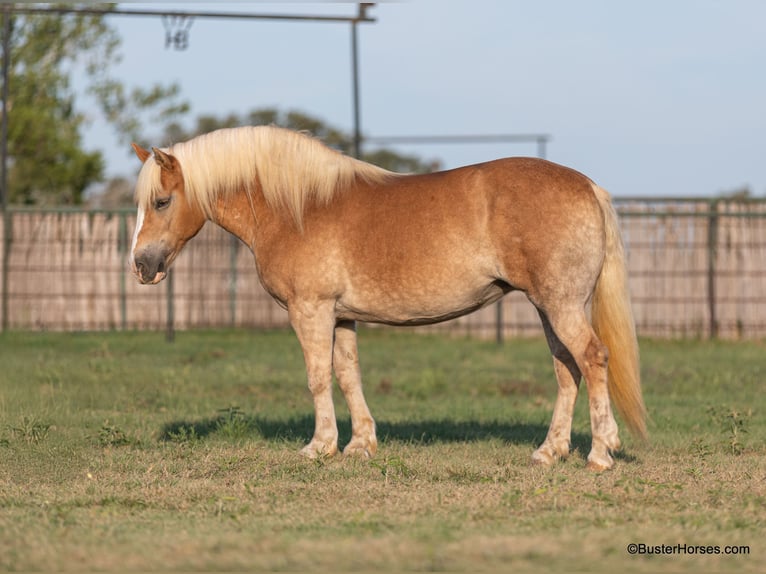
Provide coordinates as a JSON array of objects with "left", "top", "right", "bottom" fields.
[{"left": 129, "top": 206, "right": 145, "bottom": 272}]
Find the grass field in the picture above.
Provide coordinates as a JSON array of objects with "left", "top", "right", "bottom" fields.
[{"left": 0, "top": 329, "right": 763, "bottom": 572}]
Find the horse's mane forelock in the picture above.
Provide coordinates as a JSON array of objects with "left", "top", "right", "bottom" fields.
[{"left": 134, "top": 125, "right": 395, "bottom": 227}]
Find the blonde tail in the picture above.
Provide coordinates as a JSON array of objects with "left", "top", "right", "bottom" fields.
[{"left": 591, "top": 185, "right": 647, "bottom": 439}]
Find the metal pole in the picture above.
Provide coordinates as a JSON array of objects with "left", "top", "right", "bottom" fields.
[
  {"left": 707, "top": 199, "right": 719, "bottom": 338},
  {"left": 537, "top": 136, "right": 547, "bottom": 160},
  {"left": 5, "top": 5, "right": 376, "bottom": 24},
  {"left": 166, "top": 269, "right": 175, "bottom": 342},
  {"left": 1, "top": 8, "right": 11, "bottom": 332},
  {"left": 118, "top": 213, "right": 127, "bottom": 330},
  {"left": 350, "top": 8, "right": 361, "bottom": 158},
  {"left": 229, "top": 234, "right": 238, "bottom": 327},
  {"left": 495, "top": 298, "right": 503, "bottom": 344},
  {"left": 350, "top": 4, "right": 373, "bottom": 159},
  {"left": 1, "top": 210, "right": 9, "bottom": 332},
  {"left": 1, "top": 6, "right": 9, "bottom": 209}
]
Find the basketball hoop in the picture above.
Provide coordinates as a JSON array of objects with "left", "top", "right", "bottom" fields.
[{"left": 162, "top": 14, "right": 194, "bottom": 51}]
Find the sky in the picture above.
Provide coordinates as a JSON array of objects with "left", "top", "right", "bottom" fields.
[{"left": 80, "top": 1, "right": 766, "bottom": 198}]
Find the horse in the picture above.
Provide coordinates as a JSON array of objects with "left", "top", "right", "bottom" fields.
[{"left": 129, "top": 125, "right": 646, "bottom": 471}]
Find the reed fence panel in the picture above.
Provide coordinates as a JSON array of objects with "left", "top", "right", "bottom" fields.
[{"left": 1, "top": 199, "right": 765, "bottom": 338}]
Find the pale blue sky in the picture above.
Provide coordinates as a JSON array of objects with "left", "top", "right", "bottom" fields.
[{"left": 82, "top": 1, "right": 766, "bottom": 198}]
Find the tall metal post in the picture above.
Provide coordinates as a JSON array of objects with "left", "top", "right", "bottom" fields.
[
  {"left": 495, "top": 297, "right": 503, "bottom": 344},
  {"left": 537, "top": 136, "right": 547, "bottom": 160},
  {"left": 707, "top": 199, "right": 719, "bottom": 338},
  {"left": 1, "top": 208, "right": 8, "bottom": 332},
  {"left": 350, "top": 9, "right": 361, "bottom": 158},
  {"left": 118, "top": 213, "right": 128, "bottom": 330},
  {"left": 1, "top": 6, "right": 8, "bottom": 206},
  {"left": 350, "top": 4, "right": 372, "bottom": 159},
  {"left": 229, "top": 234, "right": 238, "bottom": 327},
  {"left": 166, "top": 269, "right": 175, "bottom": 342},
  {"left": 1, "top": 8, "right": 11, "bottom": 332}
]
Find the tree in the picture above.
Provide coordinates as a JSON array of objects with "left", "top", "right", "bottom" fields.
[
  {"left": 2, "top": 5, "right": 188, "bottom": 205},
  {"left": 718, "top": 186, "right": 753, "bottom": 200},
  {"left": 162, "top": 108, "right": 441, "bottom": 174}
]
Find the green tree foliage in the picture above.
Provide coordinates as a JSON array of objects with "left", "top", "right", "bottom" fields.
[
  {"left": 2, "top": 5, "right": 188, "bottom": 205},
  {"left": 162, "top": 108, "right": 441, "bottom": 174}
]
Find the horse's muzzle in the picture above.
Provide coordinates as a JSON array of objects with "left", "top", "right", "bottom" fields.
[{"left": 133, "top": 247, "right": 168, "bottom": 285}]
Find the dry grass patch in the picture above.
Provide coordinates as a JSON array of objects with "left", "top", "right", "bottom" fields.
[{"left": 0, "top": 331, "right": 764, "bottom": 571}]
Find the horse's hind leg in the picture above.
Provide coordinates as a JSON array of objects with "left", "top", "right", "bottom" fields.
[
  {"left": 531, "top": 310, "right": 581, "bottom": 466},
  {"left": 536, "top": 306, "right": 620, "bottom": 471},
  {"left": 333, "top": 321, "right": 377, "bottom": 458}
]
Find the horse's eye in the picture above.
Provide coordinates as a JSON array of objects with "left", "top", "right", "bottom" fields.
[{"left": 154, "top": 197, "right": 171, "bottom": 211}]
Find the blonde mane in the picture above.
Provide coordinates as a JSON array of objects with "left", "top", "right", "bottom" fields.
[{"left": 134, "top": 125, "right": 395, "bottom": 226}]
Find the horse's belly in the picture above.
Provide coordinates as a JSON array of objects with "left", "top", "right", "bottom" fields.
[{"left": 335, "top": 278, "right": 510, "bottom": 326}]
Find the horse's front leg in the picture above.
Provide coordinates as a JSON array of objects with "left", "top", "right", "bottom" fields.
[
  {"left": 289, "top": 301, "right": 339, "bottom": 458},
  {"left": 333, "top": 320, "right": 377, "bottom": 458}
]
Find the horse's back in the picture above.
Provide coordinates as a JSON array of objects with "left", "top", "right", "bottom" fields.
[{"left": 327, "top": 157, "right": 605, "bottom": 325}]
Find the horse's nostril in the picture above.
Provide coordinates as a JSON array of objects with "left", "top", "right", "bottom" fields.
[
  {"left": 133, "top": 249, "right": 167, "bottom": 283},
  {"left": 135, "top": 260, "right": 153, "bottom": 282}
]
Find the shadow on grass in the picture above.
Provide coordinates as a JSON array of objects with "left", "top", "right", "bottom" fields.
[{"left": 158, "top": 411, "right": 593, "bottom": 450}]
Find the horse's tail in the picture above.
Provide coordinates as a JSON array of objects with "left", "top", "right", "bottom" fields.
[{"left": 591, "top": 184, "right": 647, "bottom": 439}]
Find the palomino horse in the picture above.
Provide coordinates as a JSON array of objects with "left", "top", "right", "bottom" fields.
[{"left": 130, "top": 126, "right": 646, "bottom": 470}]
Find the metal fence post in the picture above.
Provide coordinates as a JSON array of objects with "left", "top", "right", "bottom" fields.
[
  {"left": 1, "top": 209, "right": 9, "bottom": 331},
  {"left": 229, "top": 234, "right": 238, "bottom": 327},
  {"left": 118, "top": 212, "right": 128, "bottom": 330},
  {"left": 495, "top": 299, "right": 503, "bottom": 344},
  {"left": 1, "top": 11, "right": 10, "bottom": 332},
  {"left": 166, "top": 268, "right": 175, "bottom": 342},
  {"left": 707, "top": 199, "right": 719, "bottom": 339}
]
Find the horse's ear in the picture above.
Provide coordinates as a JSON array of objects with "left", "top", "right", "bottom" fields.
[
  {"left": 151, "top": 147, "right": 177, "bottom": 172},
  {"left": 131, "top": 143, "right": 151, "bottom": 163}
]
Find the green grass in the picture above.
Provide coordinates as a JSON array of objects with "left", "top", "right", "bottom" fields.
[{"left": 0, "top": 329, "right": 763, "bottom": 571}]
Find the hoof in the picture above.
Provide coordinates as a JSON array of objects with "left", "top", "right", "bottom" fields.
[
  {"left": 343, "top": 439, "right": 377, "bottom": 459},
  {"left": 586, "top": 433, "right": 619, "bottom": 471},
  {"left": 531, "top": 440, "right": 570, "bottom": 467},
  {"left": 531, "top": 449, "right": 556, "bottom": 467},
  {"left": 586, "top": 452, "right": 614, "bottom": 472},
  {"left": 300, "top": 440, "right": 338, "bottom": 459}
]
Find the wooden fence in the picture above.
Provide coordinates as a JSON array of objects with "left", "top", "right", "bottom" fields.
[{"left": 1, "top": 198, "right": 765, "bottom": 338}]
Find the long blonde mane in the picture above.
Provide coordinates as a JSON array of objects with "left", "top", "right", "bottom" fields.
[{"left": 134, "top": 125, "right": 395, "bottom": 226}]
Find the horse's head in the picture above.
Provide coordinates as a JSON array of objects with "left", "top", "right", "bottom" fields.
[{"left": 129, "top": 144, "right": 207, "bottom": 285}]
